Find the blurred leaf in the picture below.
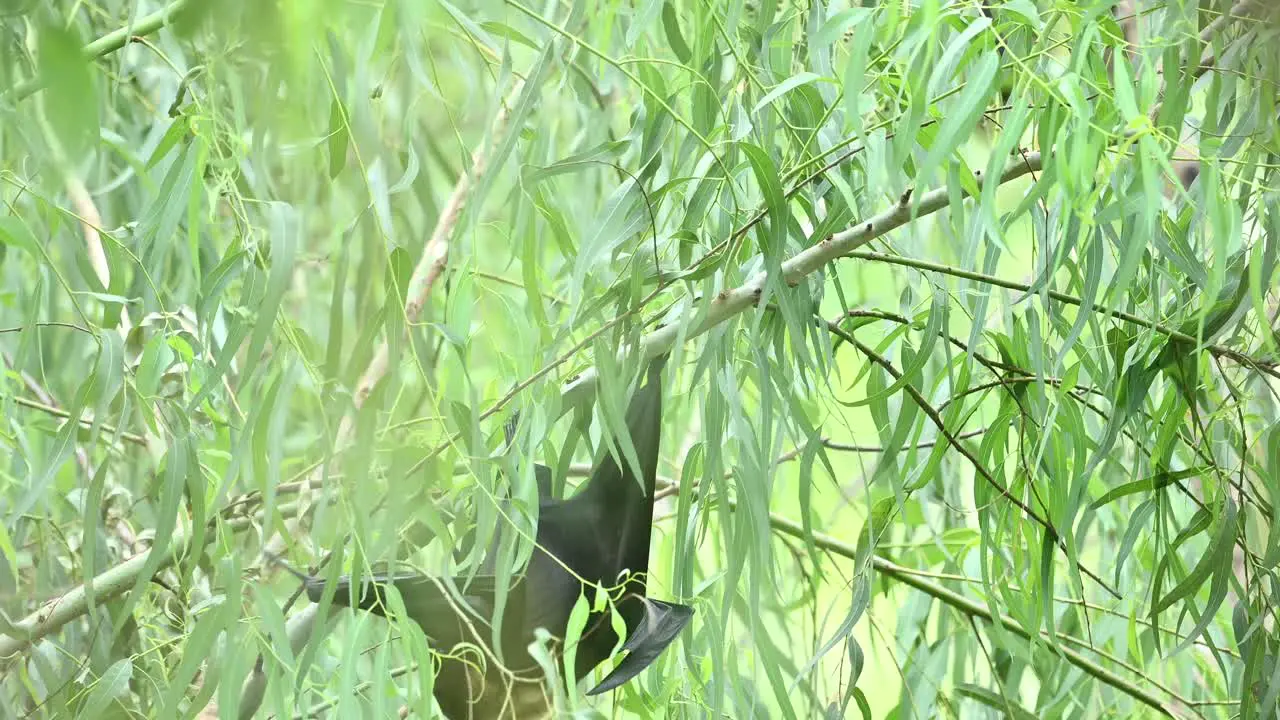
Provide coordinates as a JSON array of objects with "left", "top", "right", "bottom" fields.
[
  {"left": 79, "top": 659, "right": 132, "bottom": 720},
  {"left": 1089, "top": 466, "right": 1204, "bottom": 510},
  {"left": 0, "top": 217, "right": 43, "bottom": 263},
  {"left": 661, "top": 1, "right": 692, "bottom": 64},
  {"left": 327, "top": 98, "right": 349, "bottom": 178},
  {"left": 752, "top": 72, "right": 822, "bottom": 115},
  {"left": 954, "top": 683, "right": 1037, "bottom": 720},
  {"left": 37, "top": 21, "right": 99, "bottom": 157}
]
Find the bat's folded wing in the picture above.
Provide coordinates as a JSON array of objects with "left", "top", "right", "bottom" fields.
[{"left": 585, "top": 598, "right": 694, "bottom": 695}]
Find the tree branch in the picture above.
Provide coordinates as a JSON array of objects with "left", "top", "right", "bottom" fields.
[
  {"left": 8, "top": 0, "right": 194, "bottom": 102},
  {"left": 553, "top": 154, "right": 1043, "bottom": 412},
  {"left": 847, "top": 250, "right": 1280, "bottom": 381},
  {"left": 761, "top": 507, "right": 1182, "bottom": 716}
]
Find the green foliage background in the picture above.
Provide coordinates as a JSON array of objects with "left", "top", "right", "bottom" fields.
[{"left": 1, "top": 0, "right": 1279, "bottom": 718}]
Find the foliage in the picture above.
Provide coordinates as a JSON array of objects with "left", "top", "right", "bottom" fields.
[{"left": 1, "top": 0, "right": 1279, "bottom": 718}]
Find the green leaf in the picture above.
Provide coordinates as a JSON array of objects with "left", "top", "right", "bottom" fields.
[
  {"left": 479, "top": 21, "right": 540, "bottom": 50},
  {"left": 738, "top": 141, "right": 787, "bottom": 265},
  {"left": 661, "top": 1, "right": 692, "bottom": 63},
  {"left": 37, "top": 21, "right": 99, "bottom": 157},
  {"left": 562, "top": 590, "right": 591, "bottom": 703},
  {"left": 0, "top": 217, "right": 43, "bottom": 262},
  {"left": 79, "top": 659, "right": 133, "bottom": 720},
  {"left": 238, "top": 203, "right": 299, "bottom": 385},
  {"left": 999, "top": 0, "right": 1043, "bottom": 31},
  {"left": 137, "top": 139, "right": 199, "bottom": 258},
  {"left": 327, "top": 98, "right": 349, "bottom": 178},
  {"left": 1089, "top": 466, "right": 1205, "bottom": 510},
  {"left": 1151, "top": 499, "right": 1237, "bottom": 617},
  {"left": 522, "top": 140, "right": 629, "bottom": 185},
  {"left": 145, "top": 117, "right": 190, "bottom": 169},
  {"left": 919, "top": 49, "right": 999, "bottom": 187},
  {"left": 954, "top": 683, "right": 1038, "bottom": 720},
  {"left": 814, "top": 8, "right": 873, "bottom": 49},
  {"left": 156, "top": 561, "right": 240, "bottom": 716},
  {"left": 752, "top": 72, "right": 823, "bottom": 115}
]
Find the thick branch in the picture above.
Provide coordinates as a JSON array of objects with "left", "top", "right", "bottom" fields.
[
  {"left": 8, "top": 0, "right": 194, "bottom": 102},
  {"left": 0, "top": 508, "right": 273, "bottom": 658},
  {"left": 556, "top": 154, "right": 1044, "bottom": 412}
]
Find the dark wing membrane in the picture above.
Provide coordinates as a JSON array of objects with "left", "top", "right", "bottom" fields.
[
  {"left": 534, "top": 463, "right": 554, "bottom": 498},
  {"left": 585, "top": 599, "right": 695, "bottom": 695},
  {"left": 517, "top": 547, "right": 587, "bottom": 644},
  {"left": 577, "top": 355, "right": 666, "bottom": 577}
]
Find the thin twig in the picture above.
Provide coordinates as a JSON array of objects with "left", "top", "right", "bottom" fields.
[
  {"left": 765, "top": 503, "right": 1179, "bottom": 715},
  {"left": 823, "top": 319, "right": 1121, "bottom": 599},
  {"left": 236, "top": 78, "right": 529, "bottom": 720},
  {"left": 848, "top": 250, "right": 1280, "bottom": 382}
]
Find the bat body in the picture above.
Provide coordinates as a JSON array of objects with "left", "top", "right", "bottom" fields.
[{"left": 299, "top": 358, "right": 693, "bottom": 718}]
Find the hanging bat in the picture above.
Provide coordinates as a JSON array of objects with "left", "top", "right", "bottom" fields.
[{"left": 277, "top": 356, "right": 693, "bottom": 719}]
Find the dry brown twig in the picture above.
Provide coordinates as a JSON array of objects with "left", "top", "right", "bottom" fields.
[
  {"left": 267, "top": 78, "right": 527, "bottom": 556},
  {"left": 222, "top": 79, "right": 527, "bottom": 720}
]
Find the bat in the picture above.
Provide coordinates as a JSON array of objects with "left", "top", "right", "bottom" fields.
[{"left": 277, "top": 356, "right": 693, "bottom": 718}]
